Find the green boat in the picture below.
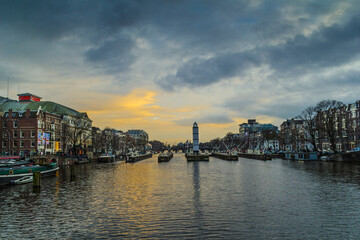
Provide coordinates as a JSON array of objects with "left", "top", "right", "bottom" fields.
[{"left": 0, "top": 158, "right": 59, "bottom": 186}]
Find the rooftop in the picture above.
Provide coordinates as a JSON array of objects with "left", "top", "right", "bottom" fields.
[{"left": 0, "top": 100, "right": 90, "bottom": 119}]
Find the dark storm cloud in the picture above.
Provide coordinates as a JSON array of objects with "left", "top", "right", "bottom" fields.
[
  {"left": 0, "top": 0, "right": 142, "bottom": 75},
  {"left": 157, "top": 12, "right": 360, "bottom": 89},
  {"left": 85, "top": 37, "right": 135, "bottom": 74},
  {"left": 156, "top": 52, "right": 261, "bottom": 90},
  {"left": 268, "top": 14, "right": 360, "bottom": 74},
  {"left": 0, "top": 0, "right": 359, "bottom": 89}
]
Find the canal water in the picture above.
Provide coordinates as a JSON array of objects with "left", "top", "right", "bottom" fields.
[{"left": 2, "top": 154, "right": 360, "bottom": 239}]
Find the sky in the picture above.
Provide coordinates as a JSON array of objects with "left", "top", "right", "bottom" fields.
[{"left": 0, "top": 0, "right": 359, "bottom": 143}]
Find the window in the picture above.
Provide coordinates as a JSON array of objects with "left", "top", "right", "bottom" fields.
[
  {"left": 31, "top": 140, "right": 35, "bottom": 147},
  {"left": 3, "top": 132, "right": 7, "bottom": 138},
  {"left": 13, "top": 121, "right": 18, "bottom": 128},
  {"left": 13, "top": 140, "right": 17, "bottom": 147},
  {"left": 20, "top": 130, "right": 24, "bottom": 138},
  {"left": 38, "top": 121, "right": 42, "bottom": 128},
  {"left": 3, "top": 121, "right": 6, "bottom": 128},
  {"left": 2, "top": 141, "right": 6, "bottom": 148},
  {"left": 20, "top": 140, "right": 24, "bottom": 148},
  {"left": 31, "top": 130, "right": 36, "bottom": 138},
  {"left": 13, "top": 131, "right": 18, "bottom": 138}
]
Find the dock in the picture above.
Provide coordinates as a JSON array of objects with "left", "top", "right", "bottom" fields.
[
  {"left": 238, "top": 153, "right": 272, "bottom": 161},
  {"left": 186, "top": 153, "right": 210, "bottom": 161},
  {"left": 212, "top": 152, "right": 238, "bottom": 161},
  {"left": 126, "top": 153, "right": 152, "bottom": 163},
  {"left": 158, "top": 152, "right": 174, "bottom": 162}
]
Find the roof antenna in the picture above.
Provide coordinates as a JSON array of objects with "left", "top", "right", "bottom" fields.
[{"left": 7, "top": 77, "right": 9, "bottom": 99}]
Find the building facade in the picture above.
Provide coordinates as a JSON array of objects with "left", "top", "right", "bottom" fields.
[
  {"left": 239, "top": 119, "right": 278, "bottom": 150},
  {"left": 0, "top": 92, "right": 92, "bottom": 156},
  {"left": 0, "top": 108, "right": 62, "bottom": 156}
]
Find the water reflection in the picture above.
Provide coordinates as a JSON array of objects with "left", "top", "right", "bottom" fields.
[
  {"left": 280, "top": 159, "right": 360, "bottom": 185},
  {"left": 2, "top": 156, "right": 360, "bottom": 239},
  {"left": 191, "top": 162, "right": 204, "bottom": 232}
]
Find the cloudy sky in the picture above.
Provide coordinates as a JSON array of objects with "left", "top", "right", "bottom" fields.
[{"left": 0, "top": 0, "right": 359, "bottom": 143}]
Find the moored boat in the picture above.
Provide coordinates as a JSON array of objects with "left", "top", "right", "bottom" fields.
[
  {"left": 12, "top": 176, "right": 33, "bottom": 185},
  {"left": 97, "top": 154, "right": 116, "bottom": 163},
  {"left": 126, "top": 152, "right": 152, "bottom": 163},
  {"left": 0, "top": 157, "right": 59, "bottom": 186},
  {"left": 284, "top": 152, "right": 317, "bottom": 161},
  {"left": 158, "top": 152, "right": 173, "bottom": 162}
]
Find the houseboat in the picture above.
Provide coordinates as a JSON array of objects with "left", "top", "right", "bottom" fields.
[
  {"left": 284, "top": 152, "right": 318, "bottom": 161},
  {"left": 158, "top": 152, "right": 174, "bottom": 162}
]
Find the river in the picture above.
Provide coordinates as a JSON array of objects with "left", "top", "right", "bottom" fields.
[{"left": 1, "top": 154, "right": 360, "bottom": 239}]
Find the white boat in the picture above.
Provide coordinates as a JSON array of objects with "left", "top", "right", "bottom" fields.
[
  {"left": 320, "top": 156, "right": 330, "bottom": 161},
  {"left": 12, "top": 176, "right": 33, "bottom": 185}
]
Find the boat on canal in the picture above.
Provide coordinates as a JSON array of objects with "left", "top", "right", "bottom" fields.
[
  {"left": 284, "top": 152, "right": 318, "bottom": 161},
  {"left": 97, "top": 154, "right": 116, "bottom": 163},
  {"left": 158, "top": 152, "right": 173, "bottom": 162},
  {"left": 0, "top": 157, "right": 59, "bottom": 186},
  {"left": 212, "top": 152, "right": 238, "bottom": 161},
  {"left": 126, "top": 151, "right": 152, "bottom": 163},
  {"left": 12, "top": 176, "right": 33, "bottom": 185}
]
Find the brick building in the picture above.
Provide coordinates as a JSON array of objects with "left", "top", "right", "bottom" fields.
[
  {"left": 0, "top": 93, "right": 92, "bottom": 156},
  {"left": 0, "top": 108, "right": 62, "bottom": 156}
]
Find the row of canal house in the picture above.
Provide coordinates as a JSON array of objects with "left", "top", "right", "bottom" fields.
[
  {"left": 280, "top": 101, "right": 360, "bottom": 152},
  {"left": 0, "top": 93, "right": 92, "bottom": 156},
  {"left": 315, "top": 101, "right": 360, "bottom": 152}
]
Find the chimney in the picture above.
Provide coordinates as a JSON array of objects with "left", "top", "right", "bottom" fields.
[
  {"left": 26, "top": 108, "right": 30, "bottom": 118},
  {"left": 8, "top": 109, "right": 12, "bottom": 118}
]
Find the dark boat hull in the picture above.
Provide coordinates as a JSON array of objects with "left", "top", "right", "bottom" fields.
[{"left": 0, "top": 167, "right": 59, "bottom": 186}]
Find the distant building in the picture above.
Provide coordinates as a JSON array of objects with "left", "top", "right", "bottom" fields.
[
  {"left": 127, "top": 129, "right": 149, "bottom": 144},
  {"left": 239, "top": 119, "right": 278, "bottom": 138},
  {"left": 280, "top": 118, "right": 313, "bottom": 151},
  {"left": 239, "top": 119, "right": 278, "bottom": 150}
]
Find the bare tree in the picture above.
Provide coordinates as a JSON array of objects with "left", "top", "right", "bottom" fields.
[
  {"left": 62, "top": 116, "right": 91, "bottom": 155},
  {"left": 298, "top": 106, "right": 318, "bottom": 152},
  {"left": 315, "top": 100, "right": 344, "bottom": 153}
]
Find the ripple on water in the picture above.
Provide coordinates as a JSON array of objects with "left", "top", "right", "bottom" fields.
[{"left": 2, "top": 156, "right": 360, "bottom": 239}]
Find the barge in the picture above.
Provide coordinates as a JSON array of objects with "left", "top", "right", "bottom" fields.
[
  {"left": 186, "top": 153, "right": 210, "bottom": 161},
  {"left": 238, "top": 153, "right": 272, "bottom": 161},
  {"left": 158, "top": 152, "right": 174, "bottom": 162},
  {"left": 212, "top": 152, "right": 238, "bottom": 161},
  {"left": 126, "top": 152, "right": 152, "bottom": 163}
]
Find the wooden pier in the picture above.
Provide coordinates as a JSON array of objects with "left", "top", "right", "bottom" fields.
[
  {"left": 158, "top": 152, "right": 174, "bottom": 162},
  {"left": 186, "top": 153, "right": 210, "bottom": 161},
  {"left": 126, "top": 153, "right": 152, "bottom": 163},
  {"left": 212, "top": 152, "right": 238, "bottom": 161},
  {"left": 238, "top": 153, "right": 272, "bottom": 161}
]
